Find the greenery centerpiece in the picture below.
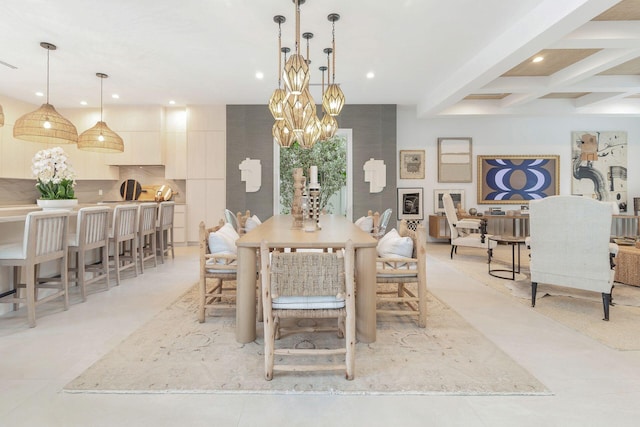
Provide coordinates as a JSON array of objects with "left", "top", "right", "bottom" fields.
[
  {"left": 32, "top": 146, "right": 77, "bottom": 200},
  {"left": 279, "top": 136, "right": 347, "bottom": 214}
]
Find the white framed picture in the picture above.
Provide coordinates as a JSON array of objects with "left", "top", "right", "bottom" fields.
[{"left": 434, "top": 189, "right": 464, "bottom": 214}]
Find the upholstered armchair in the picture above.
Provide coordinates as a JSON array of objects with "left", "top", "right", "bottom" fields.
[
  {"left": 528, "top": 196, "right": 618, "bottom": 320},
  {"left": 442, "top": 193, "right": 495, "bottom": 258}
]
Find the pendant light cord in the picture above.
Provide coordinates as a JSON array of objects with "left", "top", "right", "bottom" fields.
[{"left": 46, "top": 47, "right": 50, "bottom": 104}]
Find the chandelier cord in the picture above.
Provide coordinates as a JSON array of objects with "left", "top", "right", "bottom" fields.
[
  {"left": 277, "top": 21, "right": 282, "bottom": 89},
  {"left": 46, "top": 47, "right": 50, "bottom": 104},
  {"left": 100, "top": 76, "right": 104, "bottom": 122},
  {"left": 295, "top": 0, "right": 300, "bottom": 55},
  {"left": 331, "top": 20, "right": 336, "bottom": 84}
]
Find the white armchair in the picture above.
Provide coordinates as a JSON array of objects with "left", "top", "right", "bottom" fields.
[
  {"left": 442, "top": 193, "right": 495, "bottom": 258},
  {"left": 528, "top": 196, "right": 618, "bottom": 320}
]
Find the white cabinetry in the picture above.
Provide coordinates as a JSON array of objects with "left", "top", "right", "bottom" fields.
[{"left": 173, "top": 204, "right": 187, "bottom": 244}]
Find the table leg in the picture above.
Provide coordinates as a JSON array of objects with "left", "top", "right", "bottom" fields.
[
  {"left": 355, "top": 246, "right": 376, "bottom": 343},
  {"left": 236, "top": 246, "right": 257, "bottom": 343}
]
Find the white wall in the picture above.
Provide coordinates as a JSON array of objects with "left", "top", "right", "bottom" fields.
[{"left": 397, "top": 105, "right": 640, "bottom": 216}]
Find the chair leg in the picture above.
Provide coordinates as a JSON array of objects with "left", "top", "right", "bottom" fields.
[
  {"left": 138, "top": 237, "right": 145, "bottom": 275},
  {"left": 102, "top": 246, "right": 110, "bottom": 291},
  {"left": 78, "top": 249, "right": 87, "bottom": 302},
  {"left": 169, "top": 228, "right": 175, "bottom": 259},
  {"left": 198, "top": 275, "right": 206, "bottom": 323},
  {"left": 450, "top": 245, "right": 456, "bottom": 259},
  {"left": 531, "top": 282, "right": 537, "bottom": 307},
  {"left": 114, "top": 242, "right": 121, "bottom": 286},
  {"left": 26, "top": 264, "right": 36, "bottom": 328},
  {"left": 602, "top": 293, "right": 611, "bottom": 321},
  {"left": 62, "top": 254, "right": 69, "bottom": 310},
  {"left": 264, "top": 313, "right": 275, "bottom": 381}
]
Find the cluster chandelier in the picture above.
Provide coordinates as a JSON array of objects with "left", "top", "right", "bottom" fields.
[
  {"left": 269, "top": 0, "right": 344, "bottom": 149},
  {"left": 78, "top": 73, "right": 124, "bottom": 152},
  {"left": 13, "top": 42, "right": 78, "bottom": 145}
]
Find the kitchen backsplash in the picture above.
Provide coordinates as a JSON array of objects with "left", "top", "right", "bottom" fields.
[{"left": 0, "top": 166, "right": 186, "bottom": 205}]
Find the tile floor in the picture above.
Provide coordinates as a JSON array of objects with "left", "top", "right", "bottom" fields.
[{"left": 1, "top": 244, "right": 639, "bottom": 427}]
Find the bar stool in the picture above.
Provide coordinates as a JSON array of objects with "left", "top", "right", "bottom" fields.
[
  {"left": 109, "top": 204, "right": 139, "bottom": 285},
  {"left": 0, "top": 210, "right": 70, "bottom": 327},
  {"left": 156, "top": 201, "right": 175, "bottom": 263},
  {"left": 137, "top": 202, "right": 158, "bottom": 273},
  {"left": 68, "top": 206, "right": 111, "bottom": 301}
]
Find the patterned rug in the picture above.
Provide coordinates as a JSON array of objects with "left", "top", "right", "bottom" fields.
[
  {"left": 428, "top": 242, "right": 640, "bottom": 351},
  {"left": 64, "top": 284, "right": 548, "bottom": 395}
]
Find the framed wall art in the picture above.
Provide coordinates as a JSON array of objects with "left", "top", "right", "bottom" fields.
[
  {"left": 397, "top": 188, "right": 424, "bottom": 220},
  {"left": 571, "top": 131, "right": 628, "bottom": 212},
  {"left": 399, "top": 150, "right": 425, "bottom": 179},
  {"left": 477, "top": 155, "right": 559, "bottom": 204},
  {"left": 434, "top": 189, "right": 464, "bottom": 214},
  {"left": 437, "top": 137, "right": 472, "bottom": 182}
]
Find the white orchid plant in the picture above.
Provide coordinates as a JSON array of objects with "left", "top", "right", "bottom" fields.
[{"left": 31, "top": 147, "right": 76, "bottom": 200}]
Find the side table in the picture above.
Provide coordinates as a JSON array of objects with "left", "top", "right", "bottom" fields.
[
  {"left": 488, "top": 235, "right": 526, "bottom": 280},
  {"left": 614, "top": 245, "right": 640, "bottom": 287}
]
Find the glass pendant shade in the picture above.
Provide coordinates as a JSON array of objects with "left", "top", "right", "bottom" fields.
[
  {"left": 283, "top": 53, "right": 310, "bottom": 95},
  {"left": 13, "top": 103, "right": 78, "bottom": 144},
  {"left": 322, "top": 83, "right": 345, "bottom": 117},
  {"left": 272, "top": 119, "right": 294, "bottom": 148},
  {"left": 283, "top": 88, "right": 316, "bottom": 133},
  {"left": 78, "top": 121, "right": 124, "bottom": 152},
  {"left": 320, "top": 113, "right": 338, "bottom": 140},
  {"left": 300, "top": 115, "right": 321, "bottom": 149},
  {"left": 268, "top": 88, "right": 287, "bottom": 121},
  {"left": 0, "top": 104, "right": 4, "bottom": 127}
]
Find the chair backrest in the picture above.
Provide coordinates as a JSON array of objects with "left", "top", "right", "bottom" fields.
[
  {"left": 158, "top": 201, "right": 175, "bottom": 229},
  {"left": 269, "top": 250, "right": 347, "bottom": 298},
  {"left": 529, "top": 195, "right": 614, "bottom": 292},
  {"left": 378, "top": 209, "right": 392, "bottom": 235},
  {"left": 138, "top": 202, "right": 158, "bottom": 236},
  {"left": 23, "top": 210, "right": 69, "bottom": 262},
  {"left": 442, "top": 193, "right": 460, "bottom": 239},
  {"left": 76, "top": 206, "right": 110, "bottom": 250},
  {"left": 224, "top": 209, "right": 240, "bottom": 233},
  {"left": 236, "top": 210, "right": 251, "bottom": 234},
  {"left": 112, "top": 204, "right": 138, "bottom": 241}
]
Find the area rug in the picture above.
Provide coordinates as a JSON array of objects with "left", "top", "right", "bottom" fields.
[
  {"left": 428, "top": 243, "right": 640, "bottom": 351},
  {"left": 64, "top": 284, "right": 547, "bottom": 395}
]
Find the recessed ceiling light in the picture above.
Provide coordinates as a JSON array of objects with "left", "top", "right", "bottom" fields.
[
  {"left": 80, "top": 101, "right": 88, "bottom": 105},
  {"left": 35, "top": 91, "right": 44, "bottom": 97},
  {"left": 256, "top": 71, "right": 264, "bottom": 80},
  {"left": 169, "top": 100, "right": 176, "bottom": 105},
  {"left": 112, "top": 94, "right": 119, "bottom": 99},
  {"left": 532, "top": 56, "right": 544, "bottom": 63},
  {"left": 366, "top": 71, "right": 375, "bottom": 79}
]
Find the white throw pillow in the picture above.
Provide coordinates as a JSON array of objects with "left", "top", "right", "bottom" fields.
[
  {"left": 354, "top": 215, "right": 374, "bottom": 232},
  {"left": 244, "top": 214, "right": 262, "bottom": 232},
  {"left": 377, "top": 228, "right": 413, "bottom": 259},
  {"left": 208, "top": 223, "right": 238, "bottom": 255}
]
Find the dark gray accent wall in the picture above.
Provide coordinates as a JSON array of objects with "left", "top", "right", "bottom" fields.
[{"left": 227, "top": 104, "right": 397, "bottom": 227}]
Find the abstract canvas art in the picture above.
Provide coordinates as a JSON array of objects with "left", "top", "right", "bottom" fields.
[
  {"left": 478, "top": 155, "right": 559, "bottom": 204},
  {"left": 571, "top": 131, "right": 628, "bottom": 212}
]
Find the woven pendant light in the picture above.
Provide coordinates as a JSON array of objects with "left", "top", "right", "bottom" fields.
[
  {"left": 269, "top": 16, "right": 287, "bottom": 121},
  {"left": 78, "top": 73, "right": 124, "bottom": 152},
  {"left": 13, "top": 42, "right": 78, "bottom": 144},
  {"left": 322, "top": 14, "right": 345, "bottom": 117},
  {"left": 272, "top": 119, "right": 294, "bottom": 148}
]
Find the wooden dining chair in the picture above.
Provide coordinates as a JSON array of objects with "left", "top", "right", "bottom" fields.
[
  {"left": 109, "top": 204, "right": 139, "bottom": 286},
  {"left": 137, "top": 202, "right": 158, "bottom": 273},
  {"left": 198, "top": 220, "right": 238, "bottom": 323},
  {"left": 376, "top": 221, "right": 427, "bottom": 327},
  {"left": 68, "top": 206, "right": 110, "bottom": 301},
  {"left": 0, "top": 210, "right": 70, "bottom": 327},
  {"left": 259, "top": 239, "right": 356, "bottom": 380},
  {"left": 156, "top": 201, "right": 175, "bottom": 263}
]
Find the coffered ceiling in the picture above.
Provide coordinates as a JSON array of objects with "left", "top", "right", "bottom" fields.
[{"left": 1, "top": 0, "right": 639, "bottom": 118}]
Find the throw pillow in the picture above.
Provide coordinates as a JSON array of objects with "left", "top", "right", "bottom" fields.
[{"left": 377, "top": 228, "right": 413, "bottom": 259}]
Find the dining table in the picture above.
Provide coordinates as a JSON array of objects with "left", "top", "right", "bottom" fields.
[{"left": 235, "top": 214, "right": 378, "bottom": 344}]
